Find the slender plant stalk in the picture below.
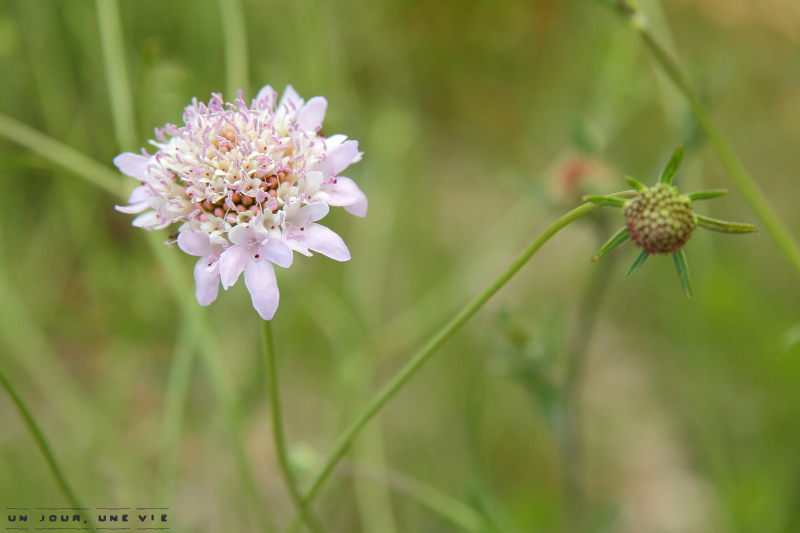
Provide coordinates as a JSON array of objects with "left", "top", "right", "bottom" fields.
[
  {"left": 559, "top": 217, "right": 617, "bottom": 533},
  {"left": 0, "top": 363, "right": 97, "bottom": 533},
  {"left": 286, "top": 195, "right": 635, "bottom": 532},
  {"left": 94, "top": 0, "right": 138, "bottom": 151},
  {"left": 262, "top": 320, "right": 324, "bottom": 533},
  {"left": 602, "top": 2, "right": 800, "bottom": 277},
  {"left": 217, "top": 0, "right": 250, "bottom": 97}
]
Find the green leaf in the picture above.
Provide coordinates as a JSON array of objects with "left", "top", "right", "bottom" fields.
[
  {"left": 685, "top": 189, "right": 728, "bottom": 202},
  {"left": 672, "top": 249, "right": 693, "bottom": 300},
  {"left": 583, "top": 195, "right": 627, "bottom": 208},
  {"left": 660, "top": 145, "right": 684, "bottom": 184},
  {"left": 626, "top": 176, "right": 647, "bottom": 192},
  {"left": 625, "top": 250, "right": 649, "bottom": 279},
  {"left": 593, "top": 227, "right": 631, "bottom": 262},
  {"left": 696, "top": 214, "right": 757, "bottom": 234}
]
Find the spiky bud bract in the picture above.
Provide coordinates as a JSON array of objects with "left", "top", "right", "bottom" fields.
[{"left": 584, "top": 145, "right": 757, "bottom": 299}]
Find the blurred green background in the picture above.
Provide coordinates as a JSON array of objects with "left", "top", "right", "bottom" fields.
[{"left": 1, "top": 0, "right": 800, "bottom": 531}]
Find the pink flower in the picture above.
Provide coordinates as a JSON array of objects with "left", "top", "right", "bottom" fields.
[{"left": 113, "top": 85, "right": 367, "bottom": 319}]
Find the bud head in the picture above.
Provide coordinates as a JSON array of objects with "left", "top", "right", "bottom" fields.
[{"left": 623, "top": 183, "right": 696, "bottom": 254}]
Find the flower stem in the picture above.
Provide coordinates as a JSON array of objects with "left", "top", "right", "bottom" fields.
[
  {"left": 606, "top": 3, "right": 800, "bottom": 277},
  {"left": 286, "top": 196, "right": 634, "bottom": 532},
  {"left": 0, "top": 362, "right": 97, "bottom": 533},
  {"left": 262, "top": 320, "right": 324, "bottom": 533}
]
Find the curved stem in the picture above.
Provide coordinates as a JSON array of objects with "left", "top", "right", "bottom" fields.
[
  {"left": 0, "top": 362, "right": 97, "bottom": 533},
  {"left": 603, "top": 2, "right": 800, "bottom": 277},
  {"left": 262, "top": 320, "right": 324, "bottom": 533},
  {"left": 286, "top": 196, "right": 634, "bottom": 532}
]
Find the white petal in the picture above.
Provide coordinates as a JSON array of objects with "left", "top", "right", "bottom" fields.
[
  {"left": 244, "top": 259, "right": 280, "bottom": 320},
  {"left": 297, "top": 97, "right": 327, "bottom": 131},
  {"left": 278, "top": 85, "right": 303, "bottom": 111},
  {"left": 318, "top": 141, "right": 359, "bottom": 177},
  {"left": 115, "top": 201, "right": 150, "bottom": 214},
  {"left": 219, "top": 244, "right": 251, "bottom": 289},
  {"left": 324, "top": 134, "right": 347, "bottom": 150},
  {"left": 194, "top": 257, "right": 220, "bottom": 306},
  {"left": 132, "top": 211, "right": 160, "bottom": 228},
  {"left": 228, "top": 224, "right": 266, "bottom": 246},
  {"left": 178, "top": 231, "right": 212, "bottom": 257},
  {"left": 298, "top": 202, "right": 329, "bottom": 223},
  {"left": 333, "top": 177, "right": 368, "bottom": 217},
  {"left": 303, "top": 224, "right": 351, "bottom": 261},
  {"left": 260, "top": 239, "right": 294, "bottom": 268},
  {"left": 113, "top": 152, "right": 149, "bottom": 180}
]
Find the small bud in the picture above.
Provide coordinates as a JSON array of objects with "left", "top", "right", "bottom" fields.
[{"left": 623, "top": 183, "right": 696, "bottom": 254}]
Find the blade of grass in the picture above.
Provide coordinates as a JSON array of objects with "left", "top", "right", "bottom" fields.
[
  {"left": 0, "top": 362, "right": 97, "bottom": 533},
  {"left": 94, "top": 0, "right": 138, "bottom": 150},
  {"left": 158, "top": 317, "right": 196, "bottom": 506},
  {"left": 217, "top": 0, "right": 250, "bottom": 98}
]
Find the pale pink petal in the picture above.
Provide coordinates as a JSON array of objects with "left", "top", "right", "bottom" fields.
[
  {"left": 297, "top": 97, "right": 327, "bottom": 132},
  {"left": 178, "top": 231, "right": 212, "bottom": 257},
  {"left": 132, "top": 211, "right": 160, "bottom": 228},
  {"left": 254, "top": 84, "right": 276, "bottom": 109},
  {"left": 219, "top": 244, "right": 251, "bottom": 289},
  {"left": 260, "top": 239, "right": 293, "bottom": 268},
  {"left": 115, "top": 202, "right": 150, "bottom": 214},
  {"left": 344, "top": 196, "right": 368, "bottom": 217},
  {"left": 318, "top": 141, "right": 358, "bottom": 177},
  {"left": 278, "top": 85, "right": 303, "bottom": 111},
  {"left": 284, "top": 237, "right": 312, "bottom": 256},
  {"left": 228, "top": 224, "right": 266, "bottom": 246},
  {"left": 113, "top": 152, "right": 149, "bottom": 180},
  {"left": 194, "top": 257, "right": 220, "bottom": 306},
  {"left": 298, "top": 202, "right": 329, "bottom": 223},
  {"left": 324, "top": 134, "right": 347, "bottom": 150},
  {"left": 244, "top": 259, "right": 280, "bottom": 320},
  {"left": 128, "top": 185, "right": 152, "bottom": 203},
  {"left": 303, "top": 224, "right": 351, "bottom": 261}
]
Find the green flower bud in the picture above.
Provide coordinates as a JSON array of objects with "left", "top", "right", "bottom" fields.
[{"left": 622, "top": 183, "right": 696, "bottom": 254}]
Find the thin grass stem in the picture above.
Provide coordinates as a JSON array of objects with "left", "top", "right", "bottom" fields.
[
  {"left": 0, "top": 362, "right": 97, "bottom": 533},
  {"left": 217, "top": 0, "right": 250, "bottom": 98}
]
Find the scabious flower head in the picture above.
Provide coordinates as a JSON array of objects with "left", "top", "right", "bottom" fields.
[
  {"left": 623, "top": 183, "right": 696, "bottom": 254},
  {"left": 585, "top": 146, "right": 756, "bottom": 299},
  {"left": 114, "top": 85, "right": 367, "bottom": 320}
]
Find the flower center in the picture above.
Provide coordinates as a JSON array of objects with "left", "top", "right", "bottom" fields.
[{"left": 623, "top": 183, "right": 696, "bottom": 254}]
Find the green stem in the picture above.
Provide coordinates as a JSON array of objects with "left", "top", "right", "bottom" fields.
[
  {"left": 609, "top": 5, "right": 800, "bottom": 277},
  {"left": 262, "top": 320, "right": 324, "bottom": 533},
  {"left": 94, "top": 0, "right": 138, "bottom": 150},
  {"left": 559, "top": 217, "right": 617, "bottom": 533},
  {"left": 217, "top": 0, "right": 250, "bottom": 98},
  {"left": 0, "top": 362, "right": 97, "bottom": 533},
  {"left": 286, "top": 196, "right": 634, "bottom": 532}
]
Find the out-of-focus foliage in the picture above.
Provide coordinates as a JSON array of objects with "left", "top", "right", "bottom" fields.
[{"left": 1, "top": 0, "right": 799, "bottom": 531}]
